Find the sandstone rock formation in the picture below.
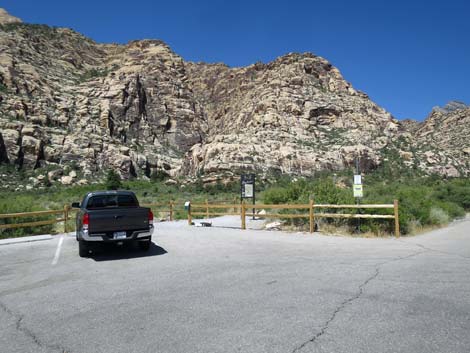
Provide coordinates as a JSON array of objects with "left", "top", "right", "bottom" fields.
[
  {"left": 411, "top": 103, "right": 470, "bottom": 177},
  {"left": 0, "top": 8, "right": 22, "bottom": 25},
  {"left": 0, "top": 8, "right": 468, "bottom": 187}
]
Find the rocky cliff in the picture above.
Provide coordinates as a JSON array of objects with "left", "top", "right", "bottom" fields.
[
  {"left": 412, "top": 103, "right": 470, "bottom": 177},
  {"left": 0, "top": 9, "right": 468, "bottom": 188}
]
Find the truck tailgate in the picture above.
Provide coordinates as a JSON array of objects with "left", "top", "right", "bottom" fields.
[{"left": 87, "top": 207, "right": 150, "bottom": 233}]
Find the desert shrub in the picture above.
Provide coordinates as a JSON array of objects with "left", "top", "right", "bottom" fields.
[
  {"left": 433, "top": 180, "right": 470, "bottom": 210},
  {"left": 151, "top": 170, "right": 170, "bottom": 182},
  {"left": 105, "top": 170, "right": 122, "bottom": 190},
  {"left": 262, "top": 174, "right": 470, "bottom": 235},
  {"left": 0, "top": 81, "right": 8, "bottom": 93},
  {"left": 78, "top": 68, "right": 110, "bottom": 82},
  {"left": 428, "top": 207, "right": 450, "bottom": 225},
  {"left": 264, "top": 187, "right": 291, "bottom": 204}
]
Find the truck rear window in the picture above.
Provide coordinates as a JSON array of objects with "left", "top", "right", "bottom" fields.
[{"left": 86, "top": 195, "right": 138, "bottom": 209}]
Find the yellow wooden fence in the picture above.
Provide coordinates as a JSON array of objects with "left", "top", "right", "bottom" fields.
[
  {"left": 141, "top": 201, "right": 175, "bottom": 221},
  {"left": 0, "top": 206, "right": 71, "bottom": 233},
  {"left": 0, "top": 200, "right": 400, "bottom": 237},
  {"left": 188, "top": 200, "right": 400, "bottom": 237},
  {"left": 0, "top": 202, "right": 176, "bottom": 234}
]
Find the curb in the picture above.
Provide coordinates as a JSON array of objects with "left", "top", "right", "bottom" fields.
[{"left": 0, "top": 234, "right": 53, "bottom": 246}]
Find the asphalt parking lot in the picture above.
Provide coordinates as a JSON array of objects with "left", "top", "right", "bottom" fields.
[{"left": 0, "top": 216, "right": 469, "bottom": 353}]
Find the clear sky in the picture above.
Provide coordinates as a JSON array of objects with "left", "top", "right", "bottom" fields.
[{"left": 2, "top": 0, "right": 470, "bottom": 121}]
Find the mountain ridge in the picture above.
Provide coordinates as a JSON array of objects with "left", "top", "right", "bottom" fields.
[{"left": 0, "top": 9, "right": 468, "bottom": 189}]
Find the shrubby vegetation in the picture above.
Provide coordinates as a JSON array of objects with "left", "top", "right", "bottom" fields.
[
  {"left": 0, "top": 168, "right": 468, "bottom": 238},
  {"left": 105, "top": 170, "right": 122, "bottom": 190},
  {"left": 263, "top": 173, "right": 469, "bottom": 235},
  {"left": 78, "top": 68, "right": 110, "bottom": 82},
  {"left": 0, "top": 23, "right": 59, "bottom": 39},
  {"left": 0, "top": 177, "right": 240, "bottom": 239}
]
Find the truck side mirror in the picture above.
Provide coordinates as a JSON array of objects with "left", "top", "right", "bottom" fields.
[{"left": 71, "top": 202, "right": 80, "bottom": 208}]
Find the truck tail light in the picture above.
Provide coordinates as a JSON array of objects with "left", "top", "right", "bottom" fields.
[
  {"left": 148, "top": 210, "right": 154, "bottom": 225},
  {"left": 83, "top": 213, "right": 89, "bottom": 230}
]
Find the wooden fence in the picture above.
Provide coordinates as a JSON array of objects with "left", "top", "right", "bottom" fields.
[
  {"left": 188, "top": 200, "right": 400, "bottom": 237},
  {"left": 0, "top": 201, "right": 177, "bottom": 234},
  {"left": 0, "top": 200, "right": 400, "bottom": 238},
  {"left": 0, "top": 205, "right": 71, "bottom": 233},
  {"left": 141, "top": 201, "right": 175, "bottom": 221}
]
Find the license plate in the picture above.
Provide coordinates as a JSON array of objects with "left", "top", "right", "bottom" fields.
[{"left": 113, "top": 231, "right": 127, "bottom": 239}]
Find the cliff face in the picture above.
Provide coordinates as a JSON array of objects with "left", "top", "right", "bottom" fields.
[
  {"left": 412, "top": 104, "right": 470, "bottom": 177},
  {"left": 0, "top": 9, "right": 468, "bottom": 187},
  {"left": 183, "top": 54, "right": 399, "bottom": 179},
  {"left": 0, "top": 21, "right": 207, "bottom": 180}
]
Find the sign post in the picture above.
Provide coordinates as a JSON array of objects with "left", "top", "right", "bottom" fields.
[
  {"left": 241, "top": 174, "right": 256, "bottom": 220},
  {"left": 353, "top": 156, "right": 363, "bottom": 233}
]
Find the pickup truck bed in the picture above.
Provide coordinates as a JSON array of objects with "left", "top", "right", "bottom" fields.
[{"left": 87, "top": 207, "right": 150, "bottom": 235}]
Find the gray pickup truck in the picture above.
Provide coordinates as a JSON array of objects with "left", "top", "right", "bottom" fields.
[{"left": 72, "top": 191, "right": 153, "bottom": 257}]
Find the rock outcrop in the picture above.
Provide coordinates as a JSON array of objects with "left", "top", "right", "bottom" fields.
[
  {"left": 0, "top": 8, "right": 468, "bottom": 187},
  {"left": 0, "top": 8, "right": 22, "bottom": 25},
  {"left": 182, "top": 55, "right": 398, "bottom": 178},
  {"left": 411, "top": 103, "right": 470, "bottom": 177}
]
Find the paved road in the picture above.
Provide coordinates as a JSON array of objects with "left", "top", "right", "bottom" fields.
[{"left": 0, "top": 217, "right": 469, "bottom": 353}]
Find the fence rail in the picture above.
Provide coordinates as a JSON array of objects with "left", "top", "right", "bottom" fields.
[
  {"left": 188, "top": 199, "right": 400, "bottom": 237},
  {"left": 0, "top": 199, "right": 400, "bottom": 238},
  {"left": 0, "top": 207, "right": 70, "bottom": 232},
  {"left": 0, "top": 201, "right": 177, "bottom": 233},
  {"left": 141, "top": 201, "right": 175, "bottom": 221}
]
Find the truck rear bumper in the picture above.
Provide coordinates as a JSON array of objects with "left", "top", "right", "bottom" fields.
[{"left": 80, "top": 227, "right": 153, "bottom": 242}]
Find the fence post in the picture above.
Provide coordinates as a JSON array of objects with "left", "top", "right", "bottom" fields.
[
  {"left": 394, "top": 199, "right": 400, "bottom": 238},
  {"left": 188, "top": 202, "right": 192, "bottom": 225},
  {"left": 241, "top": 201, "right": 246, "bottom": 230},
  {"left": 233, "top": 197, "right": 237, "bottom": 213},
  {"left": 205, "top": 198, "right": 209, "bottom": 219},
  {"left": 169, "top": 201, "right": 174, "bottom": 221},
  {"left": 63, "top": 205, "right": 69, "bottom": 233},
  {"left": 309, "top": 199, "right": 314, "bottom": 233}
]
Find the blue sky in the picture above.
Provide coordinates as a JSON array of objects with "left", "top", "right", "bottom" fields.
[{"left": 3, "top": 0, "right": 470, "bottom": 121}]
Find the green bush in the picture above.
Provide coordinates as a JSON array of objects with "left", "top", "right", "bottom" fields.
[
  {"left": 78, "top": 68, "right": 110, "bottom": 82},
  {"left": 264, "top": 187, "right": 291, "bottom": 204},
  {"left": 105, "top": 170, "right": 122, "bottom": 190},
  {"left": 428, "top": 207, "right": 450, "bottom": 225},
  {"left": 262, "top": 175, "right": 470, "bottom": 235}
]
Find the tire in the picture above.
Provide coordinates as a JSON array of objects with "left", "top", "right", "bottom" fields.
[
  {"left": 78, "top": 240, "right": 89, "bottom": 257},
  {"left": 138, "top": 240, "right": 151, "bottom": 251}
]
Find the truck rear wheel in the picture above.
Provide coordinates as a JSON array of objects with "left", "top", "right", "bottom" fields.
[
  {"left": 79, "top": 240, "right": 89, "bottom": 257},
  {"left": 138, "top": 240, "right": 151, "bottom": 251}
]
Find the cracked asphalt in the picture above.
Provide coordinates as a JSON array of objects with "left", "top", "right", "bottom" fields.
[{"left": 0, "top": 216, "right": 469, "bottom": 353}]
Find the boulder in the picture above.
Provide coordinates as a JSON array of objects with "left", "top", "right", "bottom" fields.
[
  {"left": 60, "top": 175, "right": 74, "bottom": 185},
  {"left": 265, "top": 221, "right": 282, "bottom": 231},
  {"left": 48, "top": 169, "right": 63, "bottom": 181},
  {"left": 164, "top": 179, "right": 178, "bottom": 186},
  {"left": 77, "top": 179, "right": 88, "bottom": 185}
]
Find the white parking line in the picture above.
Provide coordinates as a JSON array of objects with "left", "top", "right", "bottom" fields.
[{"left": 52, "top": 236, "right": 64, "bottom": 265}]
